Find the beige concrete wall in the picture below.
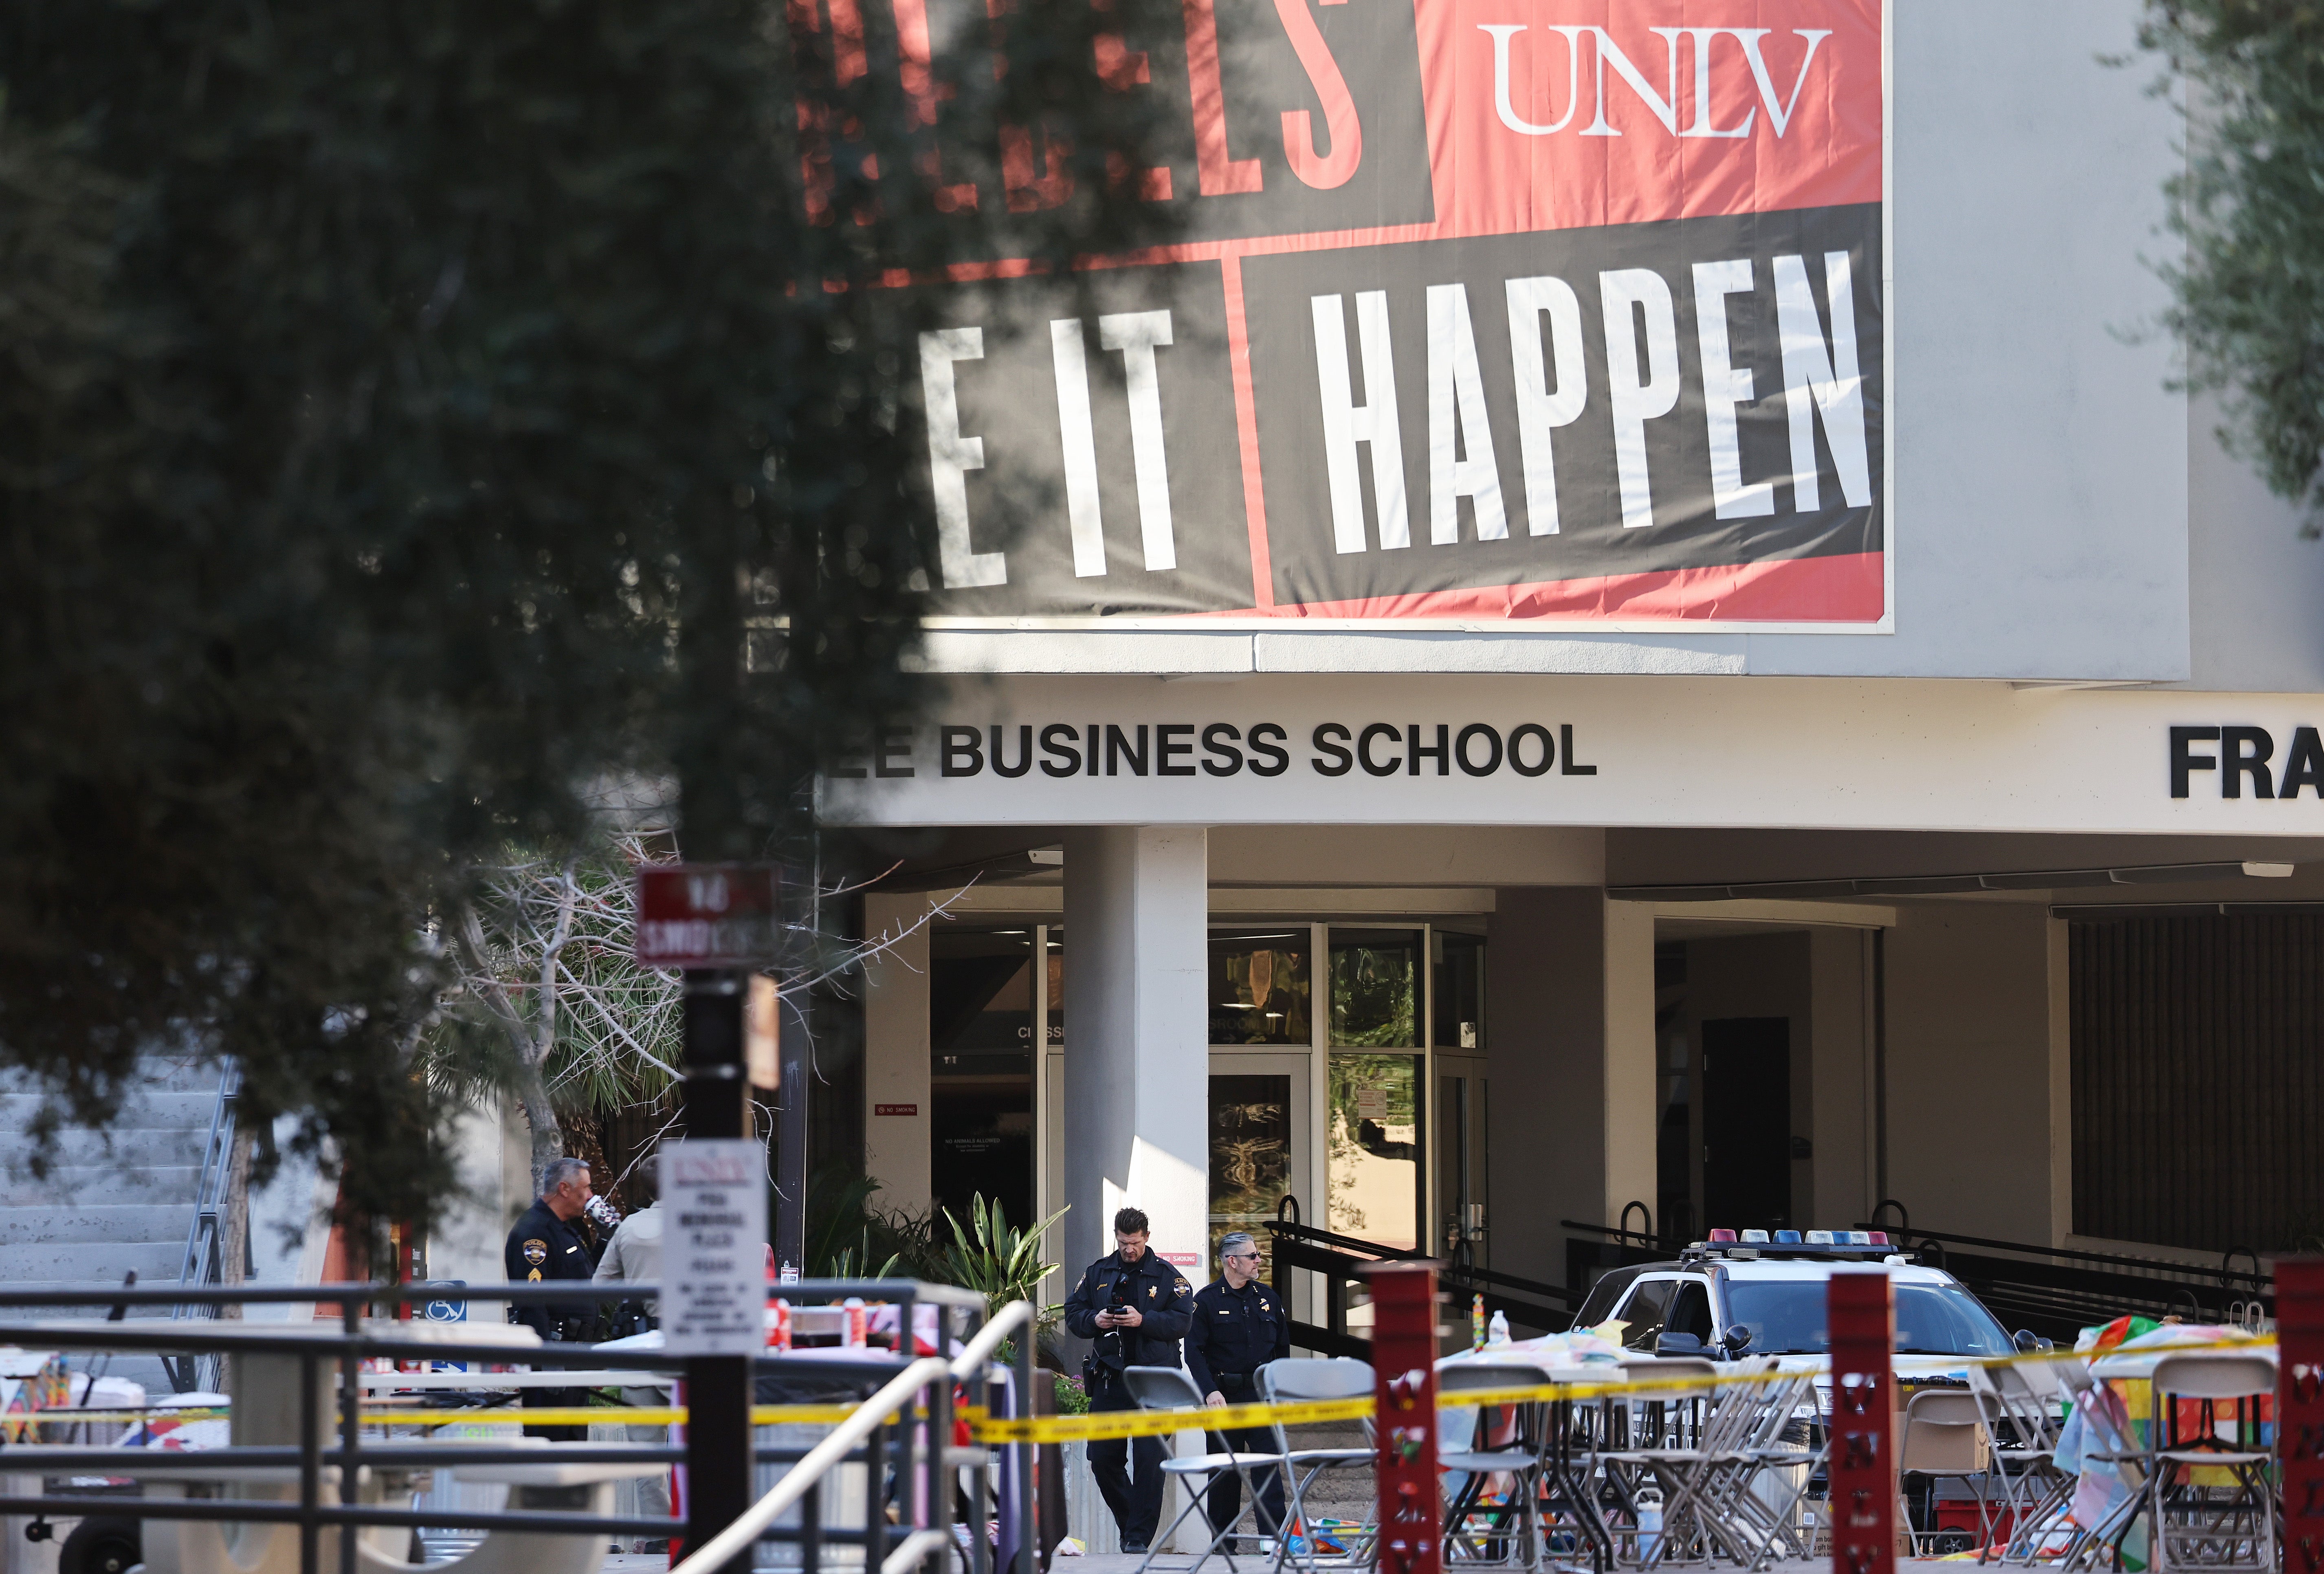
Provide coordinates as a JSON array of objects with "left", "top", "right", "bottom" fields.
[
  {"left": 1209, "top": 826, "right": 1603, "bottom": 887},
  {"left": 1881, "top": 901, "right": 2067, "bottom": 1244},
  {"left": 861, "top": 892, "right": 933, "bottom": 1214},
  {"left": 1485, "top": 889, "right": 1655, "bottom": 1290},
  {"left": 1810, "top": 927, "right": 1875, "bottom": 1230}
]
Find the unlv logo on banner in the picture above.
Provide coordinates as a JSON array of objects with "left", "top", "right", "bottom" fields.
[{"left": 849, "top": 0, "right": 1884, "bottom": 626}]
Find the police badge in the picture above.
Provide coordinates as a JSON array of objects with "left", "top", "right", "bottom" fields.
[{"left": 523, "top": 1239, "right": 547, "bottom": 1267}]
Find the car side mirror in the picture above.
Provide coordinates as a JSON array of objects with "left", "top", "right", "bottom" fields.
[
  {"left": 1654, "top": 1331, "right": 1704, "bottom": 1356},
  {"left": 2013, "top": 1328, "right": 2041, "bottom": 1353},
  {"left": 1721, "top": 1327, "right": 1752, "bottom": 1357}
]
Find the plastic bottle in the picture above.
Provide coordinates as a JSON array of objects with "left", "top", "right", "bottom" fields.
[
  {"left": 1636, "top": 1485, "right": 1664, "bottom": 1563},
  {"left": 844, "top": 1296, "right": 867, "bottom": 1348},
  {"left": 1487, "top": 1309, "right": 1511, "bottom": 1347}
]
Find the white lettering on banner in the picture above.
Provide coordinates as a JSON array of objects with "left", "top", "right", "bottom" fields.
[
  {"left": 1049, "top": 320, "right": 1107, "bottom": 579},
  {"left": 1693, "top": 258, "right": 1776, "bottom": 520},
  {"left": 660, "top": 1139, "right": 769, "bottom": 1357},
  {"left": 1312, "top": 291, "right": 1411, "bottom": 553},
  {"left": 1774, "top": 252, "right": 1871, "bottom": 511},
  {"left": 1099, "top": 311, "right": 1179, "bottom": 572},
  {"left": 1599, "top": 269, "right": 1681, "bottom": 530},
  {"left": 1051, "top": 312, "right": 1181, "bottom": 579},
  {"left": 1482, "top": 26, "right": 1834, "bottom": 141},
  {"left": 919, "top": 328, "right": 1006, "bottom": 588},
  {"left": 1504, "top": 275, "right": 1587, "bottom": 537},
  {"left": 1427, "top": 284, "right": 1507, "bottom": 544}
]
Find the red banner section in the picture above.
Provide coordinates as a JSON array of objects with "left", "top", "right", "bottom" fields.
[{"left": 887, "top": 0, "right": 1885, "bottom": 626}]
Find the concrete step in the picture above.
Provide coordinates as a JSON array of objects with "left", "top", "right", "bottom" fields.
[
  {"left": 0, "top": 1203, "right": 195, "bottom": 1247},
  {"left": 2, "top": 1127, "right": 213, "bottom": 1171},
  {"left": 0, "top": 1056, "right": 219, "bottom": 1100},
  {"left": 0, "top": 1164, "right": 203, "bottom": 1208},
  {"left": 0, "top": 1239, "right": 189, "bottom": 1286},
  {"left": 0, "top": 1091, "right": 216, "bottom": 1129}
]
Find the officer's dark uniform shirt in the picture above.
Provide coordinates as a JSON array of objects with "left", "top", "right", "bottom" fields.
[
  {"left": 1062, "top": 1248, "right": 1195, "bottom": 1373},
  {"left": 1185, "top": 1276, "right": 1291, "bottom": 1397},
  {"left": 503, "top": 1198, "right": 598, "bottom": 1339}
]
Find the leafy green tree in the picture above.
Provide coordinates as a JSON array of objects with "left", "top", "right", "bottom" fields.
[
  {"left": 0, "top": 0, "right": 1180, "bottom": 1253},
  {"left": 2143, "top": 2, "right": 2324, "bottom": 533}
]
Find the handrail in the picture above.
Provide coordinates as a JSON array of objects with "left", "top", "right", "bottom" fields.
[
  {"left": 949, "top": 1298, "right": 1033, "bottom": 1380},
  {"left": 669, "top": 1354, "right": 952, "bottom": 1574}
]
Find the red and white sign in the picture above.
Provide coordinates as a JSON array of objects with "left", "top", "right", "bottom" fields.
[
  {"left": 1161, "top": 1252, "right": 1201, "bottom": 1268},
  {"left": 634, "top": 865, "right": 780, "bottom": 968},
  {"left": 844, "top": 0, "right": 1886, "bottom": 627},
  {"left": 873, "top": 1103, "right": 921, "bottom": 1117}
]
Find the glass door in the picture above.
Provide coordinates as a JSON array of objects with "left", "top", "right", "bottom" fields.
[
  {"left": 1205, "top": 1056, "right": 1309, "bottom": 1279},
  {"left": 1326, "top": 928, "right": 1424, "bottom": 1251}
]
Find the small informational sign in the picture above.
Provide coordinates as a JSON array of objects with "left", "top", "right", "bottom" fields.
[
  {"left": 634, "top": 865, "right": 780, "bottom": 969},
  {"left": 660, "top": 1139, "right": 769, "bottom": 1356},
  {"left": 1354, "top": 1088, "right": 1390, "bottom": 1122},
  {"left": 873, "top": 1103, "right": 919, "bottom": 1116},
  {"left": 1161, "top": 1252, "right": 1200, "bottom": 1268}
]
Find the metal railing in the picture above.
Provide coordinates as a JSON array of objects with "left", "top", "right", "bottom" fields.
[
  {"left": 0, "top": 1278, "right": 1036, "bottom": 1574},
  {"left": 165, "top": 1059, "right": 241, "bottom": 1393},
  {"left": 1267, "top": 1204, "right": 1579, "bottom": 1356}
]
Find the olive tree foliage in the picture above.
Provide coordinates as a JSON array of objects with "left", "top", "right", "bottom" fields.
[
  {"left": 0, "top": 0, "right": 1183, "bottom": 1250},
  {"left": 2143, "top": 1, "right": 2324, "bottom": 535}
]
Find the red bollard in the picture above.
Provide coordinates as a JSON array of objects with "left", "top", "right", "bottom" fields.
[
  {"left": 1827, "top": 1272, "right": 1897, "bottom": 1574},
  {"left": 2282, "top": 1259, "right": 2324, "bottom": 1574},
  {"left": 1365, "top": 1262, "right": 1441, "bottom": 1574}
]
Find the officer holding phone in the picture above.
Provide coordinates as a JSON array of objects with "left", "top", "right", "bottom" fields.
[{"left": 1063, "top": 1206, "right": 1194, "bottom": 1553}]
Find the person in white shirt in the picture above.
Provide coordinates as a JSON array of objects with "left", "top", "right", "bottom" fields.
[{"left": 592, "top": 1200, "right": 669, "bottom": 1549}]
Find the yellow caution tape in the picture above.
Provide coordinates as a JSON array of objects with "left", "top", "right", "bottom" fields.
[{"left": 15, "top": 1334, "right": 2277, "bottom": 1446}]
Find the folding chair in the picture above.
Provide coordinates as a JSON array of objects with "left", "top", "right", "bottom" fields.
[
  {"left": 1436, "top": 1361, "right": 1554, "bottom": 1573},
  {"left": 2139, "top": 1354, "right": 2278, "bottom": 1574},
  {"left": 1967, "top": 1361, "right": 2074, "bottom": 1563},
  {"left": 1691, "top": 1363, "right": 1823, "bottom": 1570},
  {"left": 2056, "top": 1358, "right": 2150, "bottom": 1572},
  {"left": 1900, "top": 1389, "right": 1995, "bottom": 1555},
  {"left": 1258, "top": 1357, "right": 1377, "bottom": 1573},
  {"left": 1124, "top": 1364, "right": 1295, "bottom": 1574},
  {"left": 1591, "top": 1358, "right": 1736, "bottom": 1567}
]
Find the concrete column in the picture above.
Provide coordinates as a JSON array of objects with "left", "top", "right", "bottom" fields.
[
  {"left": 1485, "top": 889, "right": 1655, "bottom": 1291},
  {"left": 861, "top": 892, "right": 932, "bottom": 1215},
  {"left": 1061, "top": 827, "right": 1209, "bottom": 1274}
]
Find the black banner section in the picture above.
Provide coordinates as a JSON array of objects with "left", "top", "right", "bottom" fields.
[{"left": 1240, "top": 204, "right": 1883, "bottom": 610}]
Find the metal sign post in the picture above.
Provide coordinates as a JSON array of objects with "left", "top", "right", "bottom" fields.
[
  {"left": 1365, "top": 1261, "right": 1440, "bottom": 1574},
  {"left": 638, "top": 863, "right": 780, "bottom": 1573},
  {"left": 2282, "top": 1258, "right": 2324, "bottom": 1574},
  {"left": 1827, "top": 1272, "right": 1897, "bottom": 1574}
]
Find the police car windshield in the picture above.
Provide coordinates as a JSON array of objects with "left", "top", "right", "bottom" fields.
[{"left": 1725, "top": 1281, "right": 2013, "bottom": 1357}]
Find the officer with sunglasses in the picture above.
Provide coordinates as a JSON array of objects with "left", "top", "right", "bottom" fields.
[{"left": 1184, "top": 1233, "right": 1291, "bottom": 1539}]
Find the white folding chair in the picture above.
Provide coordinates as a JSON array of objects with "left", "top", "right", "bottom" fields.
[
  {"left": 1258, "top": 1356, "right": 1376, "bottom": 1573},
  {"left": 1591, "top": 1358, "right": 1733, "bottom": 1567},
  {"left": 1124, "top": 1364, "right": 1295, "bottom": 1574},
  {"left": 1968, "top": 1360, "right": 2074, "bottom": 1564},
  {"left": 2141, "top": 1354, "right": 2278, "bottom": 1574}
]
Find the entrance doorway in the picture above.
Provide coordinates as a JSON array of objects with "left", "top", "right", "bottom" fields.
[
  {"left": 1436, "top": 1057, "right": 1488, "bottom": 1269},
  {"left": 1701, "top": 1016, "right": 1792, "bottom": 1233}
]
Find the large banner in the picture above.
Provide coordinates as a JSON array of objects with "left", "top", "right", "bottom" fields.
[{"left": 901, "top": 0, "right": 1884, "bottom": 626}]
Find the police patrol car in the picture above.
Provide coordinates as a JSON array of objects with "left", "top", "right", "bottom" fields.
[{"left": 1574, "top": 1227, "right": 2024, "bottom": 1374}]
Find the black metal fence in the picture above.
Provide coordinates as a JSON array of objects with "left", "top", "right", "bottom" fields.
[{"left": 0, "top": 1279, "right": 1027, "bottom": 1574}]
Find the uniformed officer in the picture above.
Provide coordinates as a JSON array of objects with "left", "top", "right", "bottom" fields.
[
  {"left": 503, "top": 1155, "right": 601, "bottom": 1440},
  {"left": 1062, "top": 1207, "right": 1195, "bottom": 1553},
  {"left": 1184, "top": 1232, "right": 1291, "bottom": 1539}
]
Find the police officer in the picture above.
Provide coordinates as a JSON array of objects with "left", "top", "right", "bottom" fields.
[
  {"left": 1062, "top": 1207, "right": 1195, "bottom": 1553},
  {"left": 1184, "top": 1232, "right": 1291, "bottom": 1540},
  {"left": 503, "top": 1156, "right": 601, "bottom": 1440}
]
